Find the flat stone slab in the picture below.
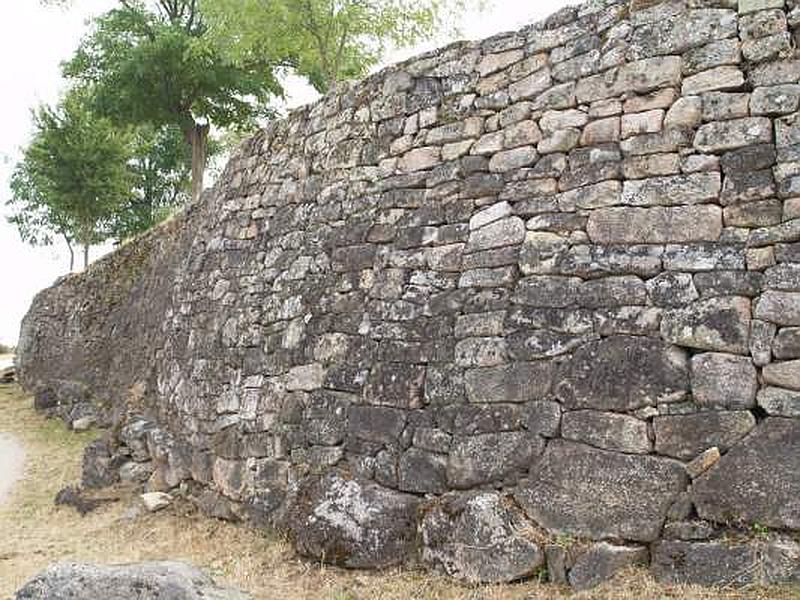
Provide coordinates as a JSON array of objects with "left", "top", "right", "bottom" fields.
[
  {"left": 652, "top": 539, "right": 800, "bottom": 586},
  {"left": 515, "top": 440, "right": 688, "bottom": 542},
  {"left": 693, "top": 418, "right": 800, "bottom": 530},
  {"left": 15, "top": 561, "right": 250, "bottom": 599}
]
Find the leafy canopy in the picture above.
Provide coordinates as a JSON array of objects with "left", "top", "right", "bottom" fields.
[
  {"left": 63, "top": 1, "right": 283, "bottom": 133},
  {"left": 7, "top": 89, "right": 134, "bottom": 265},
  {"left": 201, "top": 0, "right": 476, "bottom": 93}
]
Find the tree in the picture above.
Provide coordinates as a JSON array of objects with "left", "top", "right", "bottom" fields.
[
  {"left": 7, "top": 91, "right": 134, "bottom": 270},
  {"left": 111, "top": 124, "right": 193, "bottom": 241},
  {"left": 63, "top": 0, "right": 283, "bottom": 201},
  {"left": 8, "top": 161, "right": 79, "bottom": 271},
  {"left": 201, "top": 0, "right": 476, "bottom": 93}
]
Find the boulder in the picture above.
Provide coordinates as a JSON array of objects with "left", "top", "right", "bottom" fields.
[
  {"left": 82, "top": 439, "right": 122, "bottom": 489},
  {"left": 515, "top": 440, "right": 687, "bottom": 542},
  {"left": 568, "top": 542, "right": 649, "bottom": 591},
  {"left": 15, "top": 561, "right": 249, "bottom": 599},
  {"left": 652, "top": 539, "right": 800, "bottom": 586},
  {"left": 420, "top": 492, "right": 544, "bottom": 583},
  {"left": 555, "top": 336, "right": 688, "bottom": 411},
  {"left": 693, "top": 418, "right": 800, "bottom": 530},
  {"left": 284, "top": 472, "right": 419, "bottom": 568}
]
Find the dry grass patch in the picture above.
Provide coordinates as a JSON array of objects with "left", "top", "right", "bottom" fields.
[{"left": 0, "top": 384, "right": 798, "bottom": 600}]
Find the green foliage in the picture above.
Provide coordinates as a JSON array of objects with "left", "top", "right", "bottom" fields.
[
  {"left": 62, "top": 0, "right": 284, "bottom": 200},
  {"left": 7, "top": 89, "right": 134, "bottom": 268},
  {"left": 201, "top": 0, "right": 479, "bottom": 93},
  {"left": 112, "top": 124, "right": 193, "bottom": 241},
  {"left": 64, "top": 1, "right": 282, "bottom": 131}
]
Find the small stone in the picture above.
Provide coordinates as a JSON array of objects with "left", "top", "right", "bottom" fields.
[
  {"left": 286, "top": 364, "right": 325, "bottom": 391},
  {"left": 702, "top": 92, "right": 750, "bottom": 122},
  {"left": 773, "top": 327, "right": 800, "bottom": 358},
  {"left": 646, "top": 272, "right": 699, "bottom": 307},
  {"left": 447, "top": 431, "right": 543, "bottom": 488},
  {"left": 469, "top": 201, "right": 512, "bottom": 231},
  {"left": 665, "top": 96, "right": 702, "bottom": 129},
  {"left": 140, "top": 492, "right": 172, "bottom": 512},
  {"left": 399, "top": 147, "right": 441, "bottom": 172},
  {"left": 621, "top": 110, "right": 664, "bottom": 139},
  {"left": 751, "top": 318, "right": 777, "bottom": 365},
  {"left": 538, "top": 128, "right": 581, "bottom": 153},
  {"left": 488, "top": 146, "right": 538, "bottom": 173},
  {"left": 464, "top": 362, "right": 553, "bottom": 403},
  {"left": 539, "top": 109, "right": 588, "bottom": 133},
  {"left": 685, "top": 447, "right": 721, "bottom": 479},
  {"left": 72, "top": 416, "right": 96, "bottom": 432},
  {"left": 580, "top": 117, "right": 620, "bottom": 145},
  {"left": 621, "top": 173, "right": 721, "bottom": 207},
  {"left": 509, "top": 68, "right": 552, "bottom": 102},
  {"left": 466, "top": 216, "right": 525, "bottom": 252}
]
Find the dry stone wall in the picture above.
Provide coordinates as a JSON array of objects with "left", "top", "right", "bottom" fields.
[{"left": 17, "top": 0, "right": 800, "bottom": 590}]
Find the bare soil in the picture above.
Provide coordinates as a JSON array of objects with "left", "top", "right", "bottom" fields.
[{"left": 0, "top": 384, "right": 798, "bottom": 600}]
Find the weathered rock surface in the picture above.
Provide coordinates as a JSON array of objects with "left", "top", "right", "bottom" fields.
[
  {"left": 568, "top": 542, "right": 649, "bottom": 591},
  {"left": 15, "top": 0, "right": 800, "bottom": 590},
  {"left": 15, "top": 562, "right": 250, "bottom": 599},
  {"left": 284, "top": 473, "right": 419, "bottom": 568},
  {"left": 693, "top": 418, "right": 800, "bottom": 530},
  {"left": 555, "top": 336, "right": 688, "bottom": 411},
  {"left": 653, "top": 411, "right": 756, "bottom": 460},
  {"left": 516, "top": 441, "right": 687, "bottom": 542},
  {"left": 652, "top": 539, "right": 800, "bottom": 586},
  {"left": 420, "top": 492, "right": 544, "bottom": 583}
]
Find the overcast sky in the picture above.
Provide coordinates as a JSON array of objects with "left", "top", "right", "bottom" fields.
[{"left": 0, "top": 0, "right": 569, "bottom": 346}]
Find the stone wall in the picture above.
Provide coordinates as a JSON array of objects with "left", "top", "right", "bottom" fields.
[{"left": 17, "top": 0, "right": 800, "bottom": 590}]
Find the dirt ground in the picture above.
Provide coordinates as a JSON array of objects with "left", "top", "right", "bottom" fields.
[{"left": 1, "top": 384, "right": 798, "bottom": 600}]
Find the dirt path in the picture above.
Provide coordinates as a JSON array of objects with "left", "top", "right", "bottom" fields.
[{"left": 0, "top": 431, "right": 24, "bottom": 504}]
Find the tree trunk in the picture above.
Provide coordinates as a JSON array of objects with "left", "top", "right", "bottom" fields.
[
  {"left": 83, "top": 244, "right": 90, "bottom": 270},
  {"left": 63, "top": 233, "right": 74, "bottom": 273},
  {"left": 187, "top": 122, "right": 210, "bottom": 202}
]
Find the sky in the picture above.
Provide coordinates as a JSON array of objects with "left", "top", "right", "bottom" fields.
[{"left": 0, "top": 0, "right": 569, "bottom": 346}]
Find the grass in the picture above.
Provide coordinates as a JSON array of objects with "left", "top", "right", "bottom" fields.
[{"left": 1, "top": 384, "right": 799, "bottom": 600}]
